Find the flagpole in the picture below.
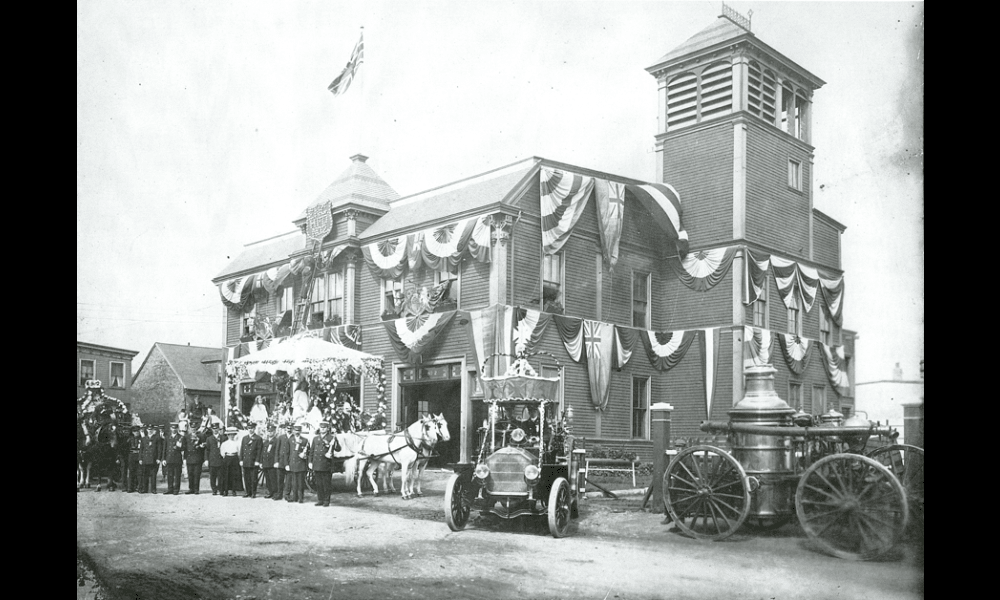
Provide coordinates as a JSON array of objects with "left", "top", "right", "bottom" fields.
[{"left": 359, "top": 26, "right": 366, "bottom": 157}]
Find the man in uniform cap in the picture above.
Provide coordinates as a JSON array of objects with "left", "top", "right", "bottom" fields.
[
  {"left": 138, "top": 424, "right": 160, "bottom": 494},
  {"left": 183, "top": 419, "right": 207, "bottom": 494},
  {"left": 283, "top": 424, "right": 308, "bottom": 503},
  {"left": 205, "top": 423, "right": 224, "bottom": 495},
  {"left": 163, "top": 423, "right": 184, "bottom": 494},
  {"left": 239, "top": 424, "right": 264, "bottom": 498},
  {"left": 125, "top": 425, "right": 142, "bottom": 492},
  {"left": 260, "top": 423, "right": 279, "bottom": 500},
  {"left": 151, "top": 425, "right": 165, "bottom": 493},
  {"left": 310, "top": 420, "right": 339, "bottom": 507},
  {"left": 219, "top": 427, "right": 241, "bottom": 496},
  {"left": 276, "top": 422, "right": 293, "bottom": 501}
]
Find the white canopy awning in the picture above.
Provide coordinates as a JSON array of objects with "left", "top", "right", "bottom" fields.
[{"left": 229, "top": 336, "right": 383, "bottom": 380}]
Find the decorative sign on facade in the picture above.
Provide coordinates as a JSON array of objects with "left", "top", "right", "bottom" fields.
[{"left": 306, "top": 201, "right": 333, "bottom": 242}]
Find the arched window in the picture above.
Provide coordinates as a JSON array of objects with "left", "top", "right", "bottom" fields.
[
  {"left": 747, "top": 61, "right": 776, "bottom": 124},
  {"left": 699, "top": 61, "right": 733, "bottom": 120}
]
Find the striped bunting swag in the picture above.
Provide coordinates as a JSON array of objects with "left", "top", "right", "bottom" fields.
[
  {"left": 540, "top": 168, "right": 595, "bottom": 255},
  {"left": 743, "top": 326, "right": 773, "bottom": 369},
  {"left": 641, "top": 330, "right": 697, "bottom": 372},
  {"left": 512, "top": 307, "right": 551, "bottom": 355},
  {"left": 699, "top": 328, "right": 722, "bottom": 420},
  {"left": 383, "top": 311, "right": 455, "bottom": 364},
  {"left": 744, "top": 249, "right": 770, "bottom": 304},
  {"left": 771, "top": 256, "right": 819, "bottom": 312},
  {"left": 625, "top": 183, "right": 689, "bottom": 259},
  {"left": 670, "top": 246, "right": 737, "bottom": 292},
  {"left": 820, "top": 344, "right": 851, "bottom": 396},
  {"left": 819, "top": 275, "right": 844, "bottom": 326},
  {"left": 777, "top": 333, "right": 811, "bottom": 375}
]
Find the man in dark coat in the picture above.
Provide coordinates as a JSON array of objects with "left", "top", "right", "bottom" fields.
[
  {"left": 284, "top": 425, "right": 309, "bottom": 503},
  {"left": 276, "top": 422, "right": 292, "bottom": 501},
  {"left": 183, "top": 421, "right": 207, "bottom": 494},
  {"left": 163, "top": 423, "right": 184, "bottom": 495},
  {"left": 261, "top": 424, "right": 279, "bottom": 500},
  {"left": 239, "top": 425, "right": 264, "bottom": 498},
  {"left": 205, "top": 424, "right": 224, "bottom": 495},
  {"left": 139, "top": 424, "right": 160, "bottom": 494},
  {"left": 309, "top": 420, "right": 338, "bottom": 507},
  {"left": 125, "top": 425, "right": 141, "bottom": 492}
]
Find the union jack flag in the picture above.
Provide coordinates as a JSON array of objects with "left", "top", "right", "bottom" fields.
[{"left": 328, "top": 31, "right": 364, "bottom": 96}]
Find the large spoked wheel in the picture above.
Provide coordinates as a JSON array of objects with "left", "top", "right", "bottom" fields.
[
  {"left": 663, "top": 445, "right": 750, "bottom": 540},
  {"left": 444, "top": 473, "right": 472, "bottom": 531},
  {"left": 867, "top": 444, "right": 923, "bottom": 535},
  {"left": 796, "top": 453, "right": 908, "bottom": 560},
  {"left": 547, "top": 477, "right": 572, "bottom": 538}
]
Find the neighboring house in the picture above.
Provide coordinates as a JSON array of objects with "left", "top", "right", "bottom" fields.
[
  {"left": 130, "top": 343, "right": 224, "bottom": 426},
  {"left": 855, "top": 362, "right": 924, "bottom": 443},
  {"left": 213, "top": 11, "right": 855, "bottom": 464},
  {"left": 77, "top": 341, "right": 139, "bottom": 407}
]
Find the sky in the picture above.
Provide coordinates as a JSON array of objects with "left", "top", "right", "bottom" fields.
[{"left": 77, "top": 1, "right": 923, "bottom": 388}]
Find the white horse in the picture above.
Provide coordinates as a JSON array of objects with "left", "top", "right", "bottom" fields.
[{"left": 344, "top": 414, "right": 450, "bottom": 500}]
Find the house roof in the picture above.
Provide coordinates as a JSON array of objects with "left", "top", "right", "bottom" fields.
[
  {"left": 77, "top": 341, "right": 139, "bottom": 358},
  {"left": 214, "top": 230, "right": 306, "bottom": 282},
  {"left": 294, "top": 154, "right": 400, "bottom": 222},
  {"left": 359, "top": 158, "right": 538, "bottom": 241},
  {"left": 137, "top": 343, "right": 224, "bottom": 393}
]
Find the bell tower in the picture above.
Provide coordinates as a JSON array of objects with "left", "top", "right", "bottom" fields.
[{"left": 647, "top": 3, "right": 825, "bottom": 259}]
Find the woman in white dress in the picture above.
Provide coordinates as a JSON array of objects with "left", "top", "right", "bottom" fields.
[{"left": 249, "top": 395, "right": 269, "bottom": 425}]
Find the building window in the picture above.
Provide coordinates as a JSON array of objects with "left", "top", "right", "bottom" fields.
[
  {"left": 542, "top": 252, "right": 564, "bottom": 312},
  {"left": 327, "top": 271, "right": 344, "bottom": 323},
  {"left": 788, "top": 382, "right": 802, "bottom": 411},
  {"left": 80, "top": 359, "right": 95, "bottom": 386},
  {"left": 788, "top": 159, "right": 802, "bottom": 191},
  {"left": 382, "top": 278, "right": 403, "bottom": 317},
  {"left": 787, "top": 307, "right": 802, "bottom": 336},
  {"left": 813, "top": 386, "right": 827, "bottom": 415},
  {"left": 819, "top": 309, "right": 831, "bottom": 345},
  {"left": 109, "top": 362, "right": 125, "bottom": 388},
  {"left": 632, "top": 376, "right": 650, "bottom": 439},
  {"left": 752, "top": 277, "right": 768, "bottom": 328},
  {"left": 278, "top": 285, "right": 294, "bottom": 316},
  {"left": 242, "top": 304, "right": 256, "bottom": 337},
  {"left": 313, "top": 275, "right": 329, "bottom": 325},
  {"left": 435, "top": 263, "right": 460, "bottom": 307},
  {"left": 632, "top": 271, "right": 650, "bottom": 328}
]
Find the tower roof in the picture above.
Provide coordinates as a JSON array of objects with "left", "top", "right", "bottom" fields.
[
  {"left": 294, "top": 154, "right": 400, "bottom": 222},
  {"left": 647, "top": 15, "right": 824, "bottom": 90}
]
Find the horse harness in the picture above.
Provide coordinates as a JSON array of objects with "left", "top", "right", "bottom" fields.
[{"left": 359, "top": 422, "right": 441, "bottom": 466}]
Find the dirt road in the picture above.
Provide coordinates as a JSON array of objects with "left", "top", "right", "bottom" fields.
[{"left": 77, "top": 472, "right": 923, "bottom": 600}]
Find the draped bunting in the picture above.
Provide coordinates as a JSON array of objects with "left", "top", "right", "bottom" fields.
[
  {"left": 553, "top": 314, "right": 585, "bottom": 362},
  {"left": 699, "top": 328, "right": 721, "bottom": 419},
  {"left": 594, "top": 179, "right": 625, "bottom": 272},
  {"left": 744, "top": 249, "right": 770, "bottom": 305},
  {"left": 407, "top": 217, "right": 477, "bottom": 272},
  {"left": 670, "top": 246, "right": 737, "bottom": 291},
  {"left": 819, "top": 275, "right": 844, "bottom": 326},
  {"left": 384, "top": 311, "right": 456, "bottom": 364},
  {"left": 820, "top": 344, "right": 851, "bottom": 396},
  {"left": 466, "top": 216, "right": 492, "bottom": 263},
  {"left": 362, "top": 236, "right": 409, "bottom": 279},
  {"left": 777, "top": 333, "right": 811, "bottom": 375},
  {"left": 219, "top": 276, "right": 255, "bottom": 310},
  {"left": 743, "top": 326, "right": 773, "bottom": 369},
  {"left": 641, "top": 329, "right": 697, "bottom": 372},
  {"left": 540, "top": 168, "right": 595, "bottom": 255},
  {"left": 771, "top": 255, "right": 819, "bottom": 312},
  {"left": 624, "top": 183, "right": 689, "bottom": 259},
  {"left": 512, "top": 307, "right": 552, "bottom": 354},
  {"left": 466, "top": 307, "right": 495, "bottom": 375},
  {"left": 326, "top": 324, "right": 363, "bottom": 350},
  {"left": 612, "top": 326, "right": 642, "bottom": 370}
]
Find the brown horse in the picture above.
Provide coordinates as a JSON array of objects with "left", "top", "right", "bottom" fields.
[{"left": 77, "top": 400, "right": 130, "bottom": 491}]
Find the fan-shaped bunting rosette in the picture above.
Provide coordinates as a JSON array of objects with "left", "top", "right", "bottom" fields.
[
  {"left": 670, "top": 246, "right": 737, "bottom": 292},
  {"left": 777, "top": 333, "right": 811, "bottom": 375}
]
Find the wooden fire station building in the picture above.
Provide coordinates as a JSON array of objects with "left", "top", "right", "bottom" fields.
[{"left": 213, "top": 12, "right": 855, "bottom": 464}]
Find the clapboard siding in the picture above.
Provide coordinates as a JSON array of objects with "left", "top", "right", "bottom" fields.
[
  {"left": 746, "top": 123, "right": 812, "bottom": 258},
  {"left": 661, "top": 122, "right": 734, "bottom": 247},
  {"left": 512, "top": 213, "right": 544, "bottom": 308},
  {"left": 658, "top": 264, "right": 734, "bottom": 331},
  {"left": 812, "top": 216, "right": 840, "bottom": 269},
  {"left": 462, "top": 256, "right": 491, "bottom": 310}
]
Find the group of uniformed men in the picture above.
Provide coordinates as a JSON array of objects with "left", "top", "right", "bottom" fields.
[{"left": 119, "top": 417, "right": 345, "bottom": 506}]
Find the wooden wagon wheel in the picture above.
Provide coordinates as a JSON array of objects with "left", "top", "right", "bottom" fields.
[
  {"left": 663, "top": 445, "right": 750, "bottom": 540},
  {"left": 444, "top": 473, "right": 472, "bottom": 531},
  {"left": 867, "top": 444, "right": 923, "bottom": 535},
  {"left": 795, "top": 453, "right": 908, "bottom": 560}
]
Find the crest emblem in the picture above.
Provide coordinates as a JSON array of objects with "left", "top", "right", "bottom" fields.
[{"left": 306, "top": 201, "right": 333, "bottom": 242}]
